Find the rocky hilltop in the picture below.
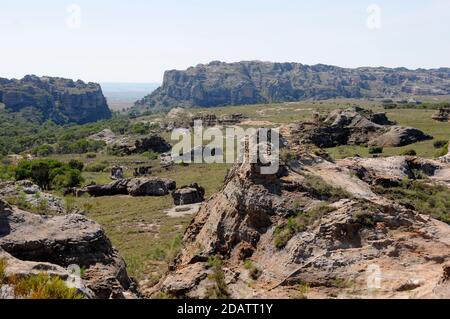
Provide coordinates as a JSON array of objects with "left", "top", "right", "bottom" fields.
[
  {"left": 0, "top": 75, "right": 112, "bottom": 124},
  {"left": 154, "top": 130, "right": 450, "bottom": 299},
  {"left": 136, "top": 61, "right": 450, "bottom": 111}
]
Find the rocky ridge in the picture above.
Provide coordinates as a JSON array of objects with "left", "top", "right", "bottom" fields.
[
  {"left": 0, "top": 75, "right": 112, "bottom": 124},
  {"left": 136, "top": 61, "right": 450, "bottom": 111},
  {"left": 153, "top": 127, "right": 450, "bottom": 299}
]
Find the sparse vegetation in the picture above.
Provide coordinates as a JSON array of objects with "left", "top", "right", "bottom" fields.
[
  {"left": 304, "top": 174, "right": 352, "bottom": 201},
  {"left": 435, "top": 142, "right": 449, "bottom": 158},
  {"left": 0, "top": 259, "right": 81, "bottom": 299},
  {"left": 374, "top": 179, "right": 450, "bottom": 224},
  {"left": 205, "top": 255, "right": 230, "bottom": 299},
  {"left": 274, "top": 204, "right": 335, "bottom": 249},
  {"left": 401, "top": 149, "right": 417, "bottom": 156},
  {"left": 10, "top": 273, "right": 83, "bottom": 299},
  {"left": 368, "top": 146, "right": 383, "bottom": 155}
]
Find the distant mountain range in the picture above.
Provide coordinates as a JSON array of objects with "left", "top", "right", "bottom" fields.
[
  {"left": 0, "top": 75, "right": 112, "bottom": 124},
  {"left": 134, "top": 61, "right": 450, "bottom": 112}
]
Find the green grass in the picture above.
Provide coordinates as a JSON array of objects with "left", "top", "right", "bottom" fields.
[
  {"left": 374, "top": 179, "right": 450, "bottom": 224},
  {"left": 68, "top": 162, "right": 230, "bottom": 282},
  {"left": 0, "top": 259, "right": 81, "bottom": 299}
]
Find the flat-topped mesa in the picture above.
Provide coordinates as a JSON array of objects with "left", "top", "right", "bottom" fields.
[
  {"left": 135, "top": 61, "right": 450, "bottom": 112},
  {"left": 0, "top": 75, "right": 112, "bottom": 124}
]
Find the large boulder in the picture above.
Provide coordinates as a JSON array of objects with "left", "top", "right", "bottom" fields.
[
  {"left": 0, "top": 200, "right": 138, "bottom": 299},
  {"left": 172, "top": 184, "right": 205, "bottom": 206},
  {"left": 84, "top": 178, "right": 176, "bottom": 197},
  {"left": 368, "top": 126, "right": 432, "bottom": 147}
]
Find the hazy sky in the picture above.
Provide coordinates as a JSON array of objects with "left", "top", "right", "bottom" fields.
[{"left": 0, "top": 0, "right": 449, "bottom": 82}]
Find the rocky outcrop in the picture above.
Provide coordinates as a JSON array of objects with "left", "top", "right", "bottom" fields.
[
  {"left": 153, "top": 127, "right": 450, "bottom": 299},
  {"left": 0, "top": 180, "right": 65, "bottom": 214},
  {"left": 172, "top": 184, "right": 205, "bottom": 206},
  {"left": 368, "top": 126, "right": 433, "bottom": 147},
  {"left": 82, "top": 177, "right": 176, "bottom": 197},
  {"left": 0, "top": 200, "right": 138, "bottom": 299},
  {"left": 295, "top": 107, "right": 431, "bottom": 148},
  {"left": 135, "top": 61, "right": 450, "bottom": 111},
  {"left": 0, "top": 75, "right": 112, "bottom": 124},
  {"left": 432, "top": 108, "right": 450, "bottom": 122},
  {"left": 109, "top": 135, "right": 171, "bottom": 156}
]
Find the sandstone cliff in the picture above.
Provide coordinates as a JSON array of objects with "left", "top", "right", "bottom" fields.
[
  {"left": 135, "top": 61, "right": 450, "bottom": 111},
  {"left": 0, "top": 75, "right": 112, "bottom": 124}
]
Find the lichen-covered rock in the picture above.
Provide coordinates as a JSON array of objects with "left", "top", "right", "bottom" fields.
[
  {"left": 0, "top": 75, "right": 111, "bottom": 124},
  {"left": 83, "top": 177, "right": 176, "bottom": 197},
  {"left": 0, "top": 200, "right": 138, "bottom": 299},
  {"left": 172, "top": 184, "right": 205, "bottom": 206},
  {"left": 368, "top": 126, "right": 432, "bottom": 147}
]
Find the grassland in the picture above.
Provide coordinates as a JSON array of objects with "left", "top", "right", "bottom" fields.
[{"left": 4, "top": 97, "right": 449, "bottom": 290}]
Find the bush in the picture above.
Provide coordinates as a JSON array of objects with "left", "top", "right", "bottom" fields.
[
  {"left": 68, "top": 159, "right": 84, "bottom": 171},
  {"left": 368, "top": 147, "right": 383, "bottom": 155},
  {"left": 85, "top": 162, "right": 108, "bottom": 173},
  {"left": 205, "top": 256, "right": 230, "bottom": 299},
  {"left": 435, "top": 142, "right": 449, "bottom": 158},
  {"left": 15, "top": 159, "right": 83, "bottom": 190},
  {"left": 433, "top": 140, "right": 449, "bottom": 149},
  {"left": 274, "top": 205, "right": 334, "bottom": 249},
  {"left": 32, "top": 144, "right": 55, "bottom": 157},
  {"left": 11, "top": 273, "right": 83, "bottom": 299},
  {"left": 280, "top": 149, "right": 298, "bottom": 163},
  {"left": 401, "top": 149, "right": 417, "bottom": 156},
  {"left": 143, "top": 151, "right": 159, "bottom": 160}
]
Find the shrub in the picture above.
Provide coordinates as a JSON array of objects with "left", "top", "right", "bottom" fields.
[
  {"left": 368, "top": 147, "right": 383, "bottom": 155},
  {"left": 143, "top": 151, "right": 159, "bottom": 160},
  {"left": 433, "top": 140, "right": 448, "bottom": 149},
  {"left": 205, "top": 256, "right": 230, "bottom": 299},
  {"left": 68, "top": 159, "right": 84, "bottom": 171},
  {"left": 85, "top": 162, "right": 108, "bottom": 173},
  {"left": 280, "top": 149, "right": 298, "bottom": 163},
  {"left": 11, "top": 273, "right": 83, "bottom": 299},
  {"left": 16, "top": 159, "right": 83, "bottom": 190},
  {"left": 435, "top": 142, "right": 449, "bottom": 158},
  {"left": 401, "top": 149, "right": 417, "bottom": 156},
  {"left": 274, "top": 205, "right": 334, "bottom": 249},
  {"left": 32, "top": 144, "right": 55, "bottom": 157},
  {"left": 0, "top": 258, "right": 6, "bottom": 285}
]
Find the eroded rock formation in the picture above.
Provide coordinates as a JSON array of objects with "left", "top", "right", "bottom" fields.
[
  {"left": 0, "top": 200, "right": 138, "bottom": 299},
  {"left": 135, "top": 61, "right": 450, "bottom": 111},
  {"left": 81, "top": 177, "right": 176, "bottom": 197},
  {"left": 0, "top": 75, "right": 111, "bottom": 124},
  {"left": 153, "top": 127, "right": 450, "bottom": 299},
  {"left": 295, "top": 107, "right": 431, "bottom": 148}
]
